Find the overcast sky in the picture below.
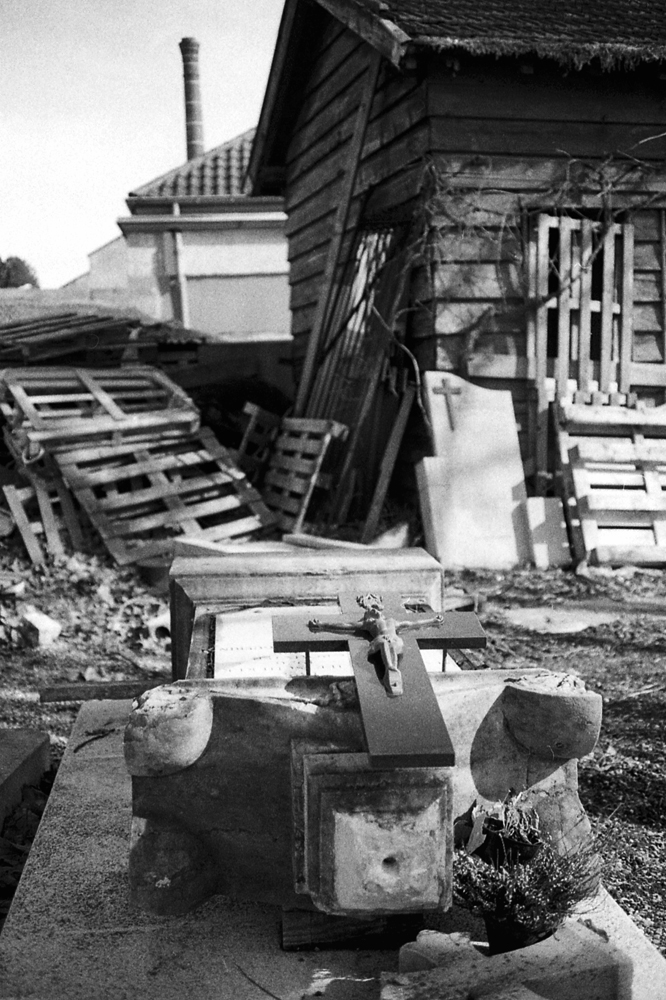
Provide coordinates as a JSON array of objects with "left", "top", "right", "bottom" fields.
[{"left": 0, "top": 0, "right": 283, "bottom": 288}]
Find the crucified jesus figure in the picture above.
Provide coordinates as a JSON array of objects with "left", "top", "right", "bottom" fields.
[{"left": 308, "top": 594, "right": 444, "bottom": 698}]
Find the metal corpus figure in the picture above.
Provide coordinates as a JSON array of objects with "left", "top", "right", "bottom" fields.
[{"left": 308, "top": 593, "right": 444, "bottom": 698}]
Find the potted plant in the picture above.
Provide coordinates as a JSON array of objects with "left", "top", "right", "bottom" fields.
[{"left": 453, "top": 794, "right": 602, "bottom": 954}]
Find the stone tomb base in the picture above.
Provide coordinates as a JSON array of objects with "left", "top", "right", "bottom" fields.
[
  {"left": 1, "top": 700, "right": 664, "bottom": 1000},
  {"left": 125, "top": 668, "right": 602, "bottom": 918}
]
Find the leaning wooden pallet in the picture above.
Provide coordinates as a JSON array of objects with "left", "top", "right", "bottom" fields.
[
  {"left": 0, "top": 366, "right": 199, "bottom": 451},
  {"left": 261, "top": 417, "right": 348, "bottom": 533},
  {"left": 54, "top": 426, "right": 276, "bottom": 565},
  {"left": 558, "top": 400, "right": 666, "bottom": 565}
]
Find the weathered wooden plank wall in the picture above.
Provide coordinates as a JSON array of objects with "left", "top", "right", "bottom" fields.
[
  {"left": 416, "top": 61, "right": 666, "bottom": 421},
  {"left": 284, "top": 17, "right": 428, "bottom": 363}
]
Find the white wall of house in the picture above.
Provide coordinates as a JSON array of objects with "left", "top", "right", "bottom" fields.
[{"left": 118, "top": 214, "right": 291, "bottom": 339}]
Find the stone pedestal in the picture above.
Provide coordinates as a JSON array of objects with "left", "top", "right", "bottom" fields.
[{"left": 125, "top": 669, "right": 602, "bottom": 918}]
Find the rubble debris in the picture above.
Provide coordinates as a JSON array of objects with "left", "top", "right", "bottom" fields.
[{"left": 18, "top": 608, "right": 62, "bottom": 647}]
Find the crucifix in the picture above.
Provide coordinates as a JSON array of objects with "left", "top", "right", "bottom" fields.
[
  {"left": 432, "top": 377, "right": 462, "bottom": 430},
  {"left": 272, "top": 591, "right": 486, "bottom": 769}
]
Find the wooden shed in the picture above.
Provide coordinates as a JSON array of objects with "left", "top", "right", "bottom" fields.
[{"left": 249, "top": 0, "right": 666, "bottom": 522}]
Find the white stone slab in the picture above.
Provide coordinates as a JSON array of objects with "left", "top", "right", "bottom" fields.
[{"left": 418, "top": 373, "right": 531, "bottom": 569}]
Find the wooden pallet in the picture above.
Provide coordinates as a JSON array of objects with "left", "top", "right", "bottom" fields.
[
  {"left": 261, "top": 418, "right": 348, "bottom": 533},
  {"left": 0, "top": 367, "right": 199, "bottom": 451},
  {"left": 2, "top": 471, "right": 83, "bottom": 564},
  {"left": 232, "top": 402, "right": 281, "bottom": 483},
  {"left": 54, "top": 427, "right": 276, "bottom": 564},
  {"left": 558, "top": 401, "right": 666, "bottom": 565}
]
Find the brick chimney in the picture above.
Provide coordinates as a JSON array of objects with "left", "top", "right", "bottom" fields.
[{"left": 179, "top": 37, "right": 205, "bottom": 160}]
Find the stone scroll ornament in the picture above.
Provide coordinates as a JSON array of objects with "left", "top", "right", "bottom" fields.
[{"left": 308, "top": 593, "right": 444, "bottom": 697}]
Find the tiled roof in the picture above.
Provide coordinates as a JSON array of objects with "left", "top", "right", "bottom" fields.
[
  {"left": 130, "top": 129, "right": 255, "bottom": 199},
  {"left": 370, "top": 0, "right": 666, "bottom": 67}
]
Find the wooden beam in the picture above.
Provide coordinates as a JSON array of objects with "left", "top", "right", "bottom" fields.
[
  {"left": 600, "top": 225, "right": 616, "bottom": 394},
  {"left": 576, "top": 219, "right": 594, "bottom": 401},
  {"left": 535, "top": 214, "right": 550, "bottom": 494},
  {"left": 556, "top": 218, "right": 572, "bottom": 399},
  {"left": 361, "top": 385, "right": 415, "bottom": 543},
  {"left": 294, "top": 49, "right": 382, "bottom": 415},
  {"left": 315, "top": 0, "right": 410, "bottom": 68},
  {"left": 40, "top": 679, "right": 165, "bottom": 702},
  {"left": 619, "top": 223, "right": 634, "bottom": 394}
]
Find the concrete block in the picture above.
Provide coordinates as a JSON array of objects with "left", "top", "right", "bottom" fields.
[
  {"left": 294, "top": 751, "right": 452, "bottom": 915},
  {"left": 19, "top": 608, "right": 62, "bottom": 647},
  {"left": 400, "top": 929, "right": 475, "bottom": 971},
  {"left": 386, "top": 920, "right": 633, "bottom": 999},
  {"left": 0, "top": 728, "right": 50, "bottom": 827},
  {"left": 525, "top": 496, "right": 572, "bottom": 568}
]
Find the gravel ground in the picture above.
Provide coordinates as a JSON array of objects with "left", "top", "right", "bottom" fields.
[{"left": 0, "top": 549, "right": 665, "bottom": 954}]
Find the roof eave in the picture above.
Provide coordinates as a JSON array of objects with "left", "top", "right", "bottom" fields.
[
  {"left": 125, "top": 194, "right": 284, "bottom": 213},
  {"left": 316, "top": 0, "right": 410, "bottom": 67},
  {"left": 248, "top": 0, "right": 412, "bottom": 194},
  {"left": 411, "top": 35, "right": 666, "bottom": 71}
]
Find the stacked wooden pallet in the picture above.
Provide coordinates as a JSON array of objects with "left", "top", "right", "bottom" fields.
[
  {"left": 1, "top": 367, "right": 275, "bottom": 565},
  {"left": 558, "top": 400, "right": 666, "bottom": 566},
  {"left": 0, "top": 312, "right": 208, "bottom": 368},
  {"left": 0, "top": 367, "right": 198, "bottom": 455}
]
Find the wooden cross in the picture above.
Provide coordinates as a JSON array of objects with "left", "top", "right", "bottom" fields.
[
  {"left": 272, "top": 591, "right": 486, "bottom": 769},
  {"left": 432, "top": 377, "right": 462, "bottom": 430}
]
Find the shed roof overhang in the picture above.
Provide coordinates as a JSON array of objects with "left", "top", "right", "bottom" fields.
[
  {"left": 248, "top": 0, "right": 666, "bottom": 196},
  {"left": 248, "top": 0, "right": 410, "bottom": 196}
]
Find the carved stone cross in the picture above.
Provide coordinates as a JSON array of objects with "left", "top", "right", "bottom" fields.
[
  {"left": 432, "top": 377, "right": 462, "bottom": 430},
  {"left": 272, "top": 591, "right": 486, "bottom": 768}
]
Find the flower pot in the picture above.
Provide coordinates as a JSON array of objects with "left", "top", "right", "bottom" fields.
[
  {"left": 483, "top": 916, "right": 555, "bottom": 955},
  {"left": 473, "top": 830, "right": 541, "bottom": 868}
]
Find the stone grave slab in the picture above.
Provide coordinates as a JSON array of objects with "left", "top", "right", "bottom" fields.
[
  {"left": 2, "top": 699, "right": 661, "bottom": 1000},
  {"left": 418, "top": 373, "right": 531, "bottom": 569},
  {"left": 0, "top": 701, "right": 396, "bottom": 1000},
  {"left": 170, "top": 547, "right": 445, "bottom": 679}
]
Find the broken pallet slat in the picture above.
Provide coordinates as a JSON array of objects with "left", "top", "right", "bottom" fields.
[
  {"left": 1, "top": 471, "right": 80, "bottom": 564},
  {"left": 32, "top": 478, "right": 65, "bottom": 559},
  {"left": 2, "top": 485, "right": 45, "bottom": 564}
]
